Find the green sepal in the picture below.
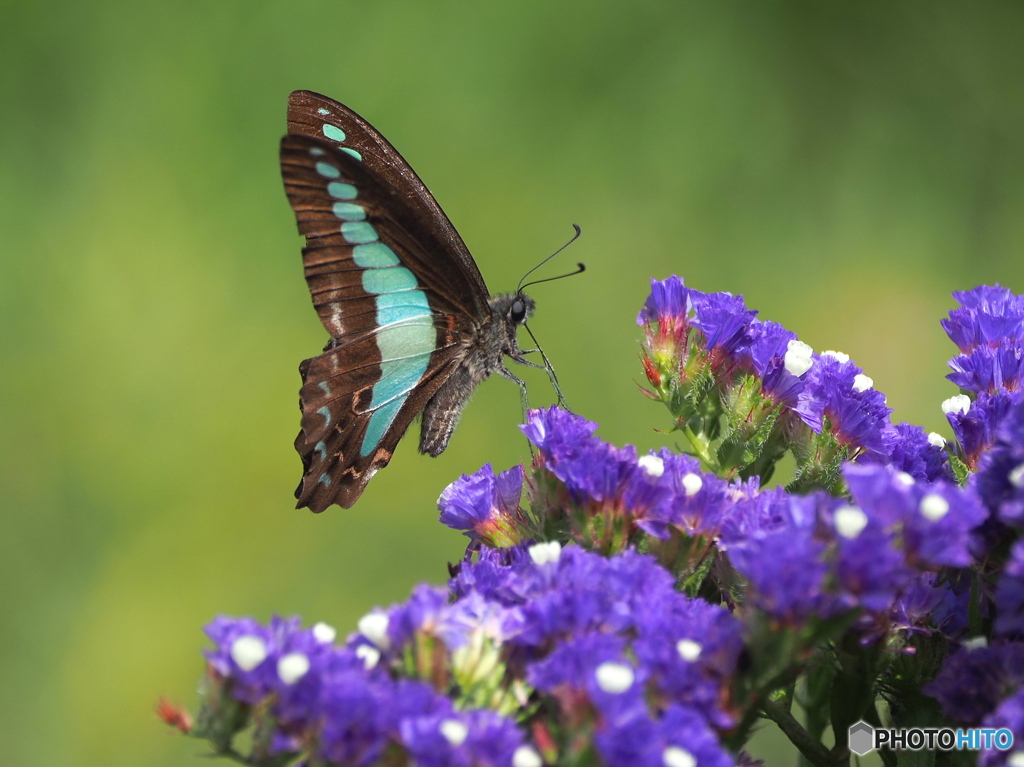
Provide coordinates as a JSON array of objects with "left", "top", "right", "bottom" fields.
[
  {"left": 948, "top": 451, "right": 971, "bottom": 486},
  {"left": 192, "top": 676, "right": 251, "bottom": 753}
]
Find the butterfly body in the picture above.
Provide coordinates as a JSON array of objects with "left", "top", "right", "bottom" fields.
[{"left": 280, "top": 92, "right": 536, "bottom": 511}]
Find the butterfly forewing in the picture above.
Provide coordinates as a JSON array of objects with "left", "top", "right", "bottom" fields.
[
  {"left": 287, "top": 90, "right": 490, "bottom": 307},
  {"left": 281, "top": 133, "right": 480, "bottom": 510}
]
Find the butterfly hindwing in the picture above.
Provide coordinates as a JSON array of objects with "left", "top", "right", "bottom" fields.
[{"left": 280, "top": 133, "right": 485, "bottom": 510}]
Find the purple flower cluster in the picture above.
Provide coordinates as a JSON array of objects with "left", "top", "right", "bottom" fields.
[
  {"left": 200, "top": 544, "right": 740, "bottom": 767},
  {"left": 202, "top": 615, "right": 536, "bottom": 766},
  {"left": 719, "top": 463, "right": 985, "bottom": 627},
  {"left": 925, "top": 640, "right": 1024, "bottom": 726},
  {"left": 451, "top": 544, "right": 742, "bottom": 762},
  {"left": 516, "top": 406, "right": 734, "bottom": 542},
  {"left": 942, "top": 285, "right": 1024, "bottom": 395},
  {"left": 941, "top": 286, "right": 1024, "bottom": 467},
  {"left": 637, "top": 276, "right": 909, "bottom": 487},
  {"left": 181, "top": 277, "right": 1024, "bottom": 767},
  {"left": 978, "top": 397, "right": 1024, "bottom": 528}
]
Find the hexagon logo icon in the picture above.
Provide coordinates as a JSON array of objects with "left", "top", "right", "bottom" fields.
[{"left": 849, "top": 721, "right": 875, "bottom": 756}]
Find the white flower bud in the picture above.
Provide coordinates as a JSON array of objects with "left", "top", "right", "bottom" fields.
[
  {"left": 595, "top": 662, "right": 634, "bottom": 694},
  {"left": 277, "top": 652, "right": 310, "bottom": 684},
  {"left": 638, "top": 454, "right": 665, "bottom": 477},
  {"left": 676, "top": 639, "right": 702, "bottom": 662},
  {"left": 357, "top": 612, "right": 390, "bottom": 650},
  {"left": 230, "top": 636, "right": 267, "bottom": 671},
  {"left": 920, "top": 493, "right": 950, "bottom": 521},
  {"left": 312, "top": 621, "right": 337, "bottom": 644},
  {"left": 784, "top": 340, "right": 814, "bottom": 376},
  {"left": 440, "top": 718, "right": 469, "bottom": 746},
  {"left": 834, "top": 505, "right": 868, "bottom": 539},
  {"left": 941, "top": 394, "right": 971, "bottom": 416},
  {"left": 529, "top": 540, "right": 562, "bottom": 566}
]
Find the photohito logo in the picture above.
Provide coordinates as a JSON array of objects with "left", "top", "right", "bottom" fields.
[{"left": 848, "top": 721, "right": 1014, "bottom": 756}]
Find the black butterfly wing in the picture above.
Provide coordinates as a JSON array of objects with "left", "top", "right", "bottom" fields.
[
  {"left": 287, "top": 90, "right": 490, "bottom": 306},
  {"left": 281, "top": 133, "right": 483, "bottom": 511}
]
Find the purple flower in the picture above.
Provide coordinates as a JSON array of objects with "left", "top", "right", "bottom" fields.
[
  {"left": 947, "top": 391, "right": 1019, "bottom": 469},
  {"left": 924, "top": 641, "right": 1024, "bottom": 725},
  {"left": 632, "top": 593, "right": 743, "bottom": 727},
  {"left": 797, "top": 353, "right": 892, "bottom": 457},
  {"left": 384, "top": 584, "right": 451, "bottom": 650},
  {"left": 645, "top": 449, "right": 733, "bottom": 538},
  {"left": 512, "top": 547, "right": 677, "bottom": 646},
  {"left": 438, "top": 463, "right": 526, "bottom": 545},
  {"left": 316, "top": 673, "right": 415, "bottom": 766},
  {"left": 520, "top": 406, "right": 599, "bottom": 466},
  {"left": 977, "top": 395, "right": 1024, "bottom": 526},
  {"left": 996, "top": 540, "right": 1024, "bottom": 637},
  {"left": 844, "top": 463, "right": 985, "bottom": 569},
  {"left": 876, "top": 422, "right": 953, "bottom": 482},
  {"left": 595, "top": 705, "right": 735, "bottom": 767},
  {"left": 889, "top": 572, "right": 952, "bottom": 634},
  {"left": 690, "top": 291, "right": 758, "bottom": 363},
  {"left": 203, "top": 616, "right": 337, "bottom": 707},
  {"left": 522, "top": 407, "right": 685, "bottom": 536},
  {"left": 527, "top": 632, "right": 647, "bottom": 727},
  {"left": 741, "top": 319, "right": 807, "bottom": 408},
  {"left": 948, "top": 343, "right": 1024, "bottom": 395},
  {"left": 941, "top": 285, "right": 1024, "bottom": 354},
  {"left": 721, "top": 490, "right": 837, "bottom": 622},
  {"left": 437, "top": 591, "right": 526, "bottom": 650},
  {"left": 979, "top": 690, "right": 1024, "bottom": 766},
  {"left": 400, "top": 707, "right": 530, "bottom": 767},
  {"left": 637, "top": 275, "right": 694, "bottom": 326}
]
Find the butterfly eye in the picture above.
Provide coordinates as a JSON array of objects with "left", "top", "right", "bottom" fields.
[{"left": 510, "top": 299, "right": 527, "bottom": 325}]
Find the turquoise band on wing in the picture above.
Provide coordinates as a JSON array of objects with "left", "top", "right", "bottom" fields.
[{"left": 321, "top": 176, "right": 436, "bottom": 458}]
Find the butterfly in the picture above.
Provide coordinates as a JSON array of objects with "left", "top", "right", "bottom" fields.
[{"left": 280, "top": 90, "right": 571, "bottom": 512}]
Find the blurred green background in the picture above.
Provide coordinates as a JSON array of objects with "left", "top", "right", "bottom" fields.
[{"left": 3, "top": 1, "right": 1024, "bottom": 765}]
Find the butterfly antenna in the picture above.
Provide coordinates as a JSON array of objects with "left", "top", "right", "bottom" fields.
[
  {"left": 523, "top": 322, "right": 572, "bottom": 412},
  {"left": 517, "top": 224, "right": 583, "bottom": 293}
]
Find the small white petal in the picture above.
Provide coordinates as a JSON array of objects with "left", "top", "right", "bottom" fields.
[
  {"left": 927, "top": 432, "right": 947, "bottom": 448},
  {"left": 920, "top": 493, "right": 950, "bottom": 521},
  {"left": 357, "top": 612, "right": 391, "bottom": 649},
  {"left": 821, "top": 350, "right": 850, "bottom": 363},
  {"left": 681, "top": 473, "right": 703, "bottom": 496},
  {"left": 638, "top": 454, "right": 665, "bottom": 477},
  {"left": 230, "top": 636, "right": 267, "bottom": 672},
  {"left": 1009, "top": 463, "right": 1024, "bottom": 489},
  {"left": 312, "top": 621, "right": 337, "bottom": 644},
  {"left": 852, "top": 374, "right": 873, "bottom": 392},
  {"left": 894, "top": 471, "right": 915, "bottom": 488},
  {"left": 595, "top": 662, "right": 634, "bottom": 694},
  {"left": 964, "top": 635, "right": 988, "bottom": 651},
  {"left": 676, "top": 639, "right": 702, "bottom": 662},
  {"left": 784, "top": 340, "right": 814, "bottom": 377},
  {"left": 941, "top": 394, "right": 972, "bottom": 416},
  {"left": 513, "top": 746, "right": 543, "bottom": 767},
  {"left": 834, "top": 505, "right": 868, "bottom": 539},
  {"left": 440, "top": 718, "right": 469, "bottom": 746},
  {"left": 1006, "top": 750, "right": 1024, "bottom": 767},
  {"left": 277, "top": 652, "right": 310, "bottom": 685},
  {"left": 529, "top": 540, "right": 562, "bottom": 566},
  {"left": 355, "top": 644, "right": 381, "bottom": 670},
  {"left": 663, "top": 746, "right": 697, "bottom": 767}
]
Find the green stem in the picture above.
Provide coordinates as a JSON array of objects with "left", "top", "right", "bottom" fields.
[
  {"left": 760, "top": 699, "right": 838, "bottom": 767},
  {"left": 681, "top": 423, "right": 719, "bottom": 472}
]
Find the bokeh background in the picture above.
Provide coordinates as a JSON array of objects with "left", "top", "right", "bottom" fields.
[{"left": 3, "top": 2, "right": 1024, "bottom": 765}]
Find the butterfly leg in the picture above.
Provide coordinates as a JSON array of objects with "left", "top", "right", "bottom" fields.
[{"left": 497, "top": 364, "right": 530, "bottom": 421}]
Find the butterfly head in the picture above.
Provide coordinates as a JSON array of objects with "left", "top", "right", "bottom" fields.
[{"left": 491, "top": 291, "right": 535, "bottom": 329}]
